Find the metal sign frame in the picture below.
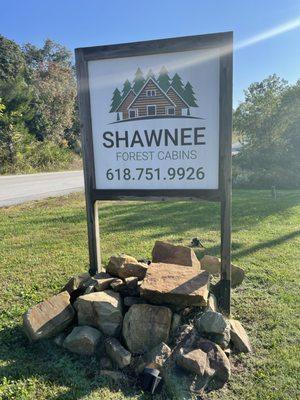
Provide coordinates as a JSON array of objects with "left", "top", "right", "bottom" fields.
[{"left": 75, "top": 31, "right": 233, "bottom": 315}]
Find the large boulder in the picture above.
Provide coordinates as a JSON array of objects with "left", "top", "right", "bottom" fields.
[
  {"left": 230, "top": 319, "right": 252, "bottom": 353},
  {"left": 140, "top": 263, "right": 210, "bottom": 307},
  {"left": 106, "top": 255, "right": 148, "bottom": 280},
  {"left": 74, "top": 290, "right": 123, "bottom": 337},
  {"left": 196, "top": 311, "right": 230, "bottom": 349},
  {"left": 63, "top": 326, "right": 102, "bottom": 355},
  {"left": 152, "top": 241, "right": 201, "bottom": 269},
  {"left": 105, "top": 337, "right": 131, "bottom": 369},
  {"left": 122, "top": 304, "right": 172, "bottom": 353},
  {"left": 23, "top": 291, "right": 75, "bottom": 341},
  {"left": 201, "top": 255, "right": 245, "bottom": 288}
]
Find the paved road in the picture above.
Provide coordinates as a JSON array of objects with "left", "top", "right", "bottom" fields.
[{"left": 0, "top": 170, "right": 84, "bottom": 207}]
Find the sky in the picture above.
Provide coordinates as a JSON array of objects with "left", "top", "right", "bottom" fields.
[{"left": 1, "top": 0, "right": 300, "bottom": 107}]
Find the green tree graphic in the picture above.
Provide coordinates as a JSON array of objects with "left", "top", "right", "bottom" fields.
[
  {"left": 133, "top": 67, "right": 145, "bottom": 94},
  {"left": 157, "top": 66, "right": 171, "bottom": 92},
  {"left": 121, "top": 79, "right": 131, "bottom": 98},
  {"left": 110, "top": 88, "right": 122, "bottom": 112},
  {"left": 184, "top": 81, "right": 198, "bottom": 107},
  {"left": 171, "top": 73, "right": 185, "bottom": 96}
]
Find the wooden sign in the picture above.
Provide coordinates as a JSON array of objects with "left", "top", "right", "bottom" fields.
[{"left": 75, "top": 32, "right": 233, "bottom": 314}]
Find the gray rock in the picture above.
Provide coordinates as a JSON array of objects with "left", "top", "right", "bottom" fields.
[
  {"left": 230, "top": 319, "right": 252, "bottom": 353},
  {"left": 63, "top": 326, "right": 102, "bottom": 355},
  {"left": 176, "top": 348, "right": 211, "bottom": 377},
  {"left": 106, "top": 255, "right": 148, "bottom": 280},
  {"left": 136, "top": 342, "right": 171, "bottom": 374},
  {"left": 122, "top": 304, "right": 172, "bottom": 354},
  {"left": 74, "top": 290, "right": 123, "bottom": 337},
  {"left": 93, "top": 272, "right": 117, "bottom": 292},
  {"left": 123, "top": 296, "right": 147, "bottom": 307},
  {"left": 196, "top": 311, "right": 229, "bottom": 334},
  {"left": 196, "top": 311, "right": 230, "bottom": 349},
  {"left": 23, "top": 291, "right": 75, "bottom": 341},
  {"left": 152, "top": 241, "right": 201, "bottom": 269},
  {"left": 105, "top": 337, "right": 131, "bottom": 369}
]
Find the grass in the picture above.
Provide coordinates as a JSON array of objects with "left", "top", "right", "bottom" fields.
[{"left": 0, "top": 190, "right": 299, "bottom": 400}]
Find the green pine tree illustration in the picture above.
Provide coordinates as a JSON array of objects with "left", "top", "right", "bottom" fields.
[
  {"left": 157, "top": 66, "right": 171, "bottom": 92},
  {"left": 121, "top": 79, "right": 131, "bottom": 98},
  {"left": 171, "top": 73, "right": 185, "bottom": 96},
  {"left": 146, "top": 69, "right": 155, "bottom": 80},
  {"left": 110, "top": 88, "right": 122, "bottom": 112},
  {"left": 133, "top": 67, "right": 145, "bottom": 94},
  {"left": 184, "top": 81, "right": 198, "bottom": 107}
]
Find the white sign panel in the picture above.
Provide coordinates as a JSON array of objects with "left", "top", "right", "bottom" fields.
[{"left": 88, "top": 48, "right": 220, "bottom": 190}]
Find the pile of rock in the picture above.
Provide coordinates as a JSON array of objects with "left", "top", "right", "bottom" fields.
[{"left": 23, "top": 241, "right": 251, "bottom": 398}]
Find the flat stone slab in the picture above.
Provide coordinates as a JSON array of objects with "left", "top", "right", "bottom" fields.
[
  {"left": 152, "top": 241, "right": 201, "bottom": 269},
  {"left": 23, "top": 291, "right": 75, "bottom": 341},
  {"left": 140, "top": 263, "right": 210, "bottom": 307}
]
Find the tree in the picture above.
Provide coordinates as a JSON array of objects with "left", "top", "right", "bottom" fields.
[
  {"left": 233, "top": 74, "right": 300, "bottom": 189},
  {"left": 171, "top": 73, "right": 185, "bottom": 96},
  {"left": 121, "top": 79, "right": 131, "bottom": 99},
  {"left": 0, "top": 35, "right": 26, "bottom": 80},
  {"left": 110, "top": 88, "right": 122, "bottom": 112},
  {"left": 23, "top": 40, "right": 77, "bottom": 144},
  {"left": 133, "top": 67, "right": 145, "bottom": 94},
  {"left": 184, "top": 82, "right": 198, "bottom": 107},
  {"left": 157, "top": 66, "right": 171, "bottom": 92}
]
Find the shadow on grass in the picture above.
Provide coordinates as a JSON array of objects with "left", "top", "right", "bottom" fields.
[{"left": 0, "top": 326, "right": 150, "bottom": 400}]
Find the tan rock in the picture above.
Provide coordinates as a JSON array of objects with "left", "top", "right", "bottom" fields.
[
  {"left": 176, "top": 348, "right": 210, "bottom": 376},
  {"left": 140, "top": 263, "right": 210, "bottom": 307},
  {"left": 207, "top": 293, "right": 218, "bottom": 312},
  {"left": 106, "top": 255, "right": 148, "bottom": 280},
  {"left": 93, "top": 272, "right": 117, "bottom": 292},
  {"left": 201, "top": 255, "right": 245, "bottom": 288},
  {"left": 63, "top": 326, "right": 102, "bottom": 355},
  {"left": 110, "top": 277, "right": 139, "bottom": 296},
  {"left": 74, "top": 290, "right": 123, "bottom": 337},
  {"left": 152, "top": 241, "right": 201, "bottom": 269},
  {"left": 23, "top": 291, "right": 75, "bottom": 341},
  {"left": 105, "top": 337, "right": 131, "bottom": 369},
  {"left": 230, "top": 319, "right": 252, "bottom": 353},
  {"left": 122, "top": 304, "right": 172, "bottom": 354}
]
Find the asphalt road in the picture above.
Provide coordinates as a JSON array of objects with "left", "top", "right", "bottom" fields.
[{"left": 0, "top": 170, "right": 84, "bottom": 207}]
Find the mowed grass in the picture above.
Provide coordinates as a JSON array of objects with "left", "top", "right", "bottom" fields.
[{"left": 0, "top": 190, "right": 299, "bottom": 400}]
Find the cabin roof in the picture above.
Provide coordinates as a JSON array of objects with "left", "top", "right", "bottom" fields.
[{"left": 166, "top": 86, "right": 190, "bottom": 107}]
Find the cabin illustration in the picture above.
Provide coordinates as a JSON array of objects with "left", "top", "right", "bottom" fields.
[{"left": 110, "top": 67, "right": 198, "bottom": 122}]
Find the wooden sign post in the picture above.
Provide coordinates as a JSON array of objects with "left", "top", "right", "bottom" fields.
[{"left": 75, "top": 32, "right": 233, "bottom": 315}]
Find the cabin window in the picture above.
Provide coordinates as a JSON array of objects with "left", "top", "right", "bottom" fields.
[
  {"left": 166, "top": 107, "right": 175, "bottom": 115},
  {"left": 146, "top": 90, "right": 156, "bottom": 97},
  {"left": 129, "top": 109, "right": 138, "bottom": 118},
  {"left": 147, "top": 105, "right": 156, "bottom": 116}
]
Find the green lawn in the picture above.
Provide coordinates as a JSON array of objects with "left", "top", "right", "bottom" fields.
[{"left": 0, "top": 190, "right": 299, "bottom": 400}]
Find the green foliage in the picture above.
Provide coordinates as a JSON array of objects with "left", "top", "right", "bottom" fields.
[
  {"left": 0, "top": 35, "right": 26, "bottom": 80},
  {"left": 0, "top": 35, "right": 79, "bottom": 173},
  {"left": 233, "top": 75, "right": 300, "bottom": 189}
]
